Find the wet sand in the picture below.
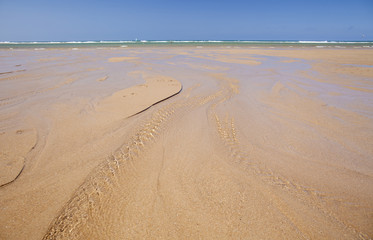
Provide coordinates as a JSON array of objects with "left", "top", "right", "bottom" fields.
[{"left": 0, "top": 47, "right": 372, "bottom": 239}]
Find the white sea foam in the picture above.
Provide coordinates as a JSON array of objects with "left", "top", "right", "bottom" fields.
[
  {"left": 299, "top": 41, "right": 328, "bottom": 43},
  {"left": 1, "top": 40, "right": 372, "bottom": 48},
  {"left": 99, "top": 41, "right": 128, "bottom": 43},
  {"left": 299, "top": 40, "right": 373, "bottom": 44}
]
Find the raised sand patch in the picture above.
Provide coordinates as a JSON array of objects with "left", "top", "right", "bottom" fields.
[
  {"left": 108, "top": 57, "right": 139, "bottom": 62},
  {"left": 96, "top": 72, "right": 182, "bottom": 119}
]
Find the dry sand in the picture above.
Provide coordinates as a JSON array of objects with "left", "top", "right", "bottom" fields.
[{"left": 0, "top": 47, "right": 372, "bottom": 239}]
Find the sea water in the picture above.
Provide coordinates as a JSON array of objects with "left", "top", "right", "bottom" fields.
[{"left": 0, "top": 40, "right": 372, "bottom": 49}]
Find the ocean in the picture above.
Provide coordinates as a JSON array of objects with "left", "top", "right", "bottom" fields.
[{"left": 1, "top": 40, "right": 373, "bottom": 49}]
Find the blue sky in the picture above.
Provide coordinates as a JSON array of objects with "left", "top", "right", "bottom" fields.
[{"left": 0, "top": 0, "right": 372, "bottom": 41}]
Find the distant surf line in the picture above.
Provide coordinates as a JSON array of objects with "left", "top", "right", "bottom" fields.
[{"left": 1, "top": 40, "right": 372, "bottom": 49}]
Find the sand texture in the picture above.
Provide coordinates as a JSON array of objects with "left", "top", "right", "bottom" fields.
[{"left": 0, "top": 47, "right": 372, "bottom": 239}]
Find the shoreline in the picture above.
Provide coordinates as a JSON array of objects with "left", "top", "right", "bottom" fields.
[{"left": 1, "top": 40, "right": 373, "bottom": 49}]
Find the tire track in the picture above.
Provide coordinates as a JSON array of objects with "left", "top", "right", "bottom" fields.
[
  {"left": 212, "top": 110, "right": 371, "bottom": 239},
  {"left": 42, "top": 84, "right": 223, "bottom": 239},
  {"left": 208, "top": 75, "right": 371, "bottom": 239}
]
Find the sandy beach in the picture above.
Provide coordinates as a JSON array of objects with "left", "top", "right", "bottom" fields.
[{"left": 0, "top": 46, "right": 372, "bottom": 239}]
